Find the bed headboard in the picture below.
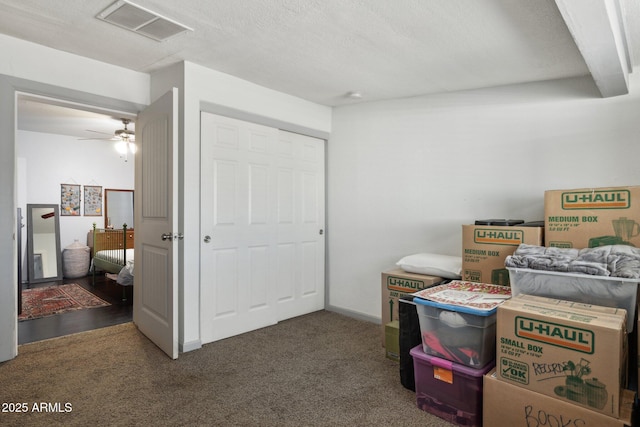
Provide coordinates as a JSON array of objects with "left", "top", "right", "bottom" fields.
[{"left": 91, "top": 224, "right": 134, "bottom": 255}]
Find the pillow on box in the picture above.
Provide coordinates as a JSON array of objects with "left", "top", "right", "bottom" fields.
[{"left": 396, "top": 253, "right": 462, "bottom": 279}]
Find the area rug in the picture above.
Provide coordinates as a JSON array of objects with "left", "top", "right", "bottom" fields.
[{"left": 19, "top": 284, "right": 110, "bottom": 321}]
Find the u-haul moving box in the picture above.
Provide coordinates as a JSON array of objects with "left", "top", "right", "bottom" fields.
[
  {"left": 381, "top": 269, "right": 442, "bottom": 346},
  {"left": 484, "top": 371, "right": 634, "bottom": 427},
  {"left": 496, "top": 295, "right": 627, "bottom": 418},
  {"left": 545, "top": 186, "right": 640, "bottom": 248},
  {"left": 462, "top": 224, "right": 544, "bottom": 285}
]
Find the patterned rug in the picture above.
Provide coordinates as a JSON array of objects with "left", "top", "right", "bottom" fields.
[{"left": 19, "top": 284, "right": 111, "bottom": 321}]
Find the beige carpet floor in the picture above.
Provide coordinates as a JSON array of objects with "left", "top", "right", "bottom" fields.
[{"left": 0, "top": 310, "right": 454, "bottom": 426}]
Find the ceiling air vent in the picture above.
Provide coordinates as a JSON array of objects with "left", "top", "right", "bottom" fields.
[{"left": 96, "top": 0, "right": 193, "bottom": 42}]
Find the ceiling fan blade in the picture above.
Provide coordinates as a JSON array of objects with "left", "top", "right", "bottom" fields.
[
  {"left": 77, "top": 137, "right": 118, "bottom": 141},
  {"left": 85, "top": 129, "right": 114, "bottom": 136}
]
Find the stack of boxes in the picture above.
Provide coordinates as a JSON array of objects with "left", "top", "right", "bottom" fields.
[
  {"left": 482, "top": 185, "right": 639, "bottom": 426},
  {"left": 388, "top": 185, "right": 640, "bottom": 426},
  {"left": 409, "top": 281, "right": 511, "bottom": 426},
  {"left": 395, "top": 218, "right": 542, "bottom": 425}
]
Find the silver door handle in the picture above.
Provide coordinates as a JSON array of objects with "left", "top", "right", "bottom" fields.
[
  {"left": 204, "top": 235, "right": 211, "bottom": 243},
  {"left": 161, "top": 233, "right": 173, "bottom": 241}
]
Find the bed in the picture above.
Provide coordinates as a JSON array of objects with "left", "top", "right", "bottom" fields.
[{"left": 90, "top": 224, "right": 134, "bottom": 299}]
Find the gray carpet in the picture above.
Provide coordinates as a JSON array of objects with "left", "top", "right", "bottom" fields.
[{"left": 0, "top": 310, "right": 454, "bottom": 426}]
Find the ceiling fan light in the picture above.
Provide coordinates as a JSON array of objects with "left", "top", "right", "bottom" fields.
[
  {"left": 115, "top": 141, "right": 128, "bottom": 154},
  {"left": 128, "top": 142, "right": 137, "bottom": 154}
]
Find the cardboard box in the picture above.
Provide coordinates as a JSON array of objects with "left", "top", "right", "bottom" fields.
[
  {"left": 545, "top": 185, "right": 640, "bottom": 248},
  {"left": 385, "top": 320, "right": 399, "bottom": 361},
  {"left": 496, "top": 295, "right": 628, "bottom": 417},
  {"left": 462, "top": 224, "right": 544, "bottom": 285},
  {"left": 381, "top": 269, "right": 443, "bottom": 346},
  {"left": 484, "top": 370, "right": 634, "bottom": 427}
]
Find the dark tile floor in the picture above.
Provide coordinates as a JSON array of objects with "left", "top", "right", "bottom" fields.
[{"left": 18, "top": 274, "right": 133, "bottom": 345}]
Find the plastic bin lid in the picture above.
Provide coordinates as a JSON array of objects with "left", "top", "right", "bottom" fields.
[
  {"left": 409, "top": 345, "right": 495, "bottom": 376},
  {"left": 474, "top": 219, "right": 506, "bottom": 225},
  {"left": 520, "top": 220, "right": 545, "bottom": 227},
  {"left": 413, "top": 281, "right": 511, "bottom": 316},
  {"left": 399, "top": 295, "right": 417, "bottom": 305},
  {"left": 474, "top": 219, "right": 524, "bottom": 226}
]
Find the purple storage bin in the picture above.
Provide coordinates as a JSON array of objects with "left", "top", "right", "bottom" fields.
[{"left": 410, "top": 345, "right": 494, "bottom": 427}]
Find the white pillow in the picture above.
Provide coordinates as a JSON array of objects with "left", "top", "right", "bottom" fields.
[{"left": 396, "top": 253, "right": 462, "bottom": 279}]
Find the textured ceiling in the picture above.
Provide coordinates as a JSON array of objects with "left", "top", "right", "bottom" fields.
[{"left": 1, "top": 0, "right": 639, "bottom": 137}]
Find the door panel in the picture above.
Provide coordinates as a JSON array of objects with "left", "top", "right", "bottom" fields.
[
  {"left": 133, "top": 88, "right": 178, "bottom": 359},
  {"left": 277, "top": 243, "right": 295, "bottom": 303},
  {"left": 200, "top": 112, "right": 325, "bottom": 344},
  {"left": 275, "top": 131, "right": 325, "bottom": 321},
  {"left": 214, "top": 248, "right": 238, "bottom": 316},
  {"left": 201, "top": 113, "right": 278, "bottom": 342}
]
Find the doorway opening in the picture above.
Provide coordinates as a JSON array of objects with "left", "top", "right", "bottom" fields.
[{"left": 16, "top": 93, "right": 137, "bottom": 344}]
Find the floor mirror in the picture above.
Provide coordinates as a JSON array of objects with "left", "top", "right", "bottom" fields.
[{"left": 26, "top": 203, "right": 63, "bottom": 283}]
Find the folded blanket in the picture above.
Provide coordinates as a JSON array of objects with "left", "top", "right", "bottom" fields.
[
  {"left": 568, "top": 260, "right": 610, "bottom": 276},
  {"left": 608, "top": 254, "right": 640, "bottom": 278},
  {"left": 505, "top": 244, "right": 640, "bottom": 278}
]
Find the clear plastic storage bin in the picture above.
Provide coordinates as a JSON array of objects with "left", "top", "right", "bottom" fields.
[
  {"left": 507, "top": 267, "right": 638, "bottom": 331},
  {"left": 410, "top": 345, "right": 493, "bottom": 427},
  {"left": 414, "top": 298, "right": 497, "bottom": 368}
]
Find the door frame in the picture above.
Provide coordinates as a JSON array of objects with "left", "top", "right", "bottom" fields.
[{"left": 0, "top": 74, "right": 146, "bottom": 362}]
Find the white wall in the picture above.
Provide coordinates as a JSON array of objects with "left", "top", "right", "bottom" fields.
[
  {"left": 0, "top": 34, "right": 149, "bottom": 362},
  {"left": 17, "top": 130, "right": 134, "bottom": 279},
  {"left": 328, "top": 74, "right": 640, "bottom": 320},
  {"left": 0, "top": 35, "right": 149, "bottom": 106}
]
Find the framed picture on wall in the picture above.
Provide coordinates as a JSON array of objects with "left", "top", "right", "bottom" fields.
[
  {"left": 83, "top": 185, "right": 102, "bottom": 216},
  {"left": 60, "top": 183, "right": 81, "bottom": 216}
]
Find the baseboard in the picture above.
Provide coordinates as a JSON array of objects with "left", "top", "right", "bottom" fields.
[
  {"left": 325, "top": 305, "right": 380, "bottom": 325},
  {"left": 180, "top": 339, "right": 202, "bottom": 353}
]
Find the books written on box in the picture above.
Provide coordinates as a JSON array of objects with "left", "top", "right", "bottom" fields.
[
  {"left": 413, "top": 281, "right": 512, "bottom": 314},
  {"left": 484, "top": 370, "right": 634, "bottom": 427}
]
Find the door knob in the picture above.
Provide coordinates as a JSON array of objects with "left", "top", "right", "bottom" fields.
[
  {"left": 204, "top": 235, "right": 211, "bottom": 243},
  {"left": 161, "top": 233, "right": 173, "bottom": 241}
]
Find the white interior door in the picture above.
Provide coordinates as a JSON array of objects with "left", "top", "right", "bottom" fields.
[
  {"left": 200, "top": 113, "right": 279, "bottom": 342},
  {"left": 133, "top": 88, "right": 179, "bottom": 359},
  {"left": 274, "top": 130, "right": 325, "bottom": 320},
  {"left": 200, "top": 113, "right": 325, "bottom": 344}
]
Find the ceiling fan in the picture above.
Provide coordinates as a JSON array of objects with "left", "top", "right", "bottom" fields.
[
  {"left": 81, "top": 118, "right": 136, "bottom": 161},
  {"left": 81, "top": 118, "right": 135, "bottom": 142}
]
